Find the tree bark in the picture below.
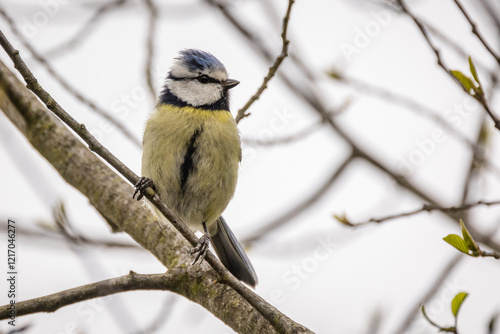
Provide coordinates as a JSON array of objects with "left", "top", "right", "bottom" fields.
[{"left": 0, "top": 59, "right": 313, "bottom": 334}]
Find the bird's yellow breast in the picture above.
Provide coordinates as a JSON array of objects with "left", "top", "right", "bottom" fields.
[{"left": 141, "top": 104, "right": 241, "bottom": 231}]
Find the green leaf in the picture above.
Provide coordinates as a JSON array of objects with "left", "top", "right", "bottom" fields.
[
  {"left": 443, "top": 234, "right": 469, "bottom": 254},
  {"left": 460, "top": 219, "right": 479, "bottom": 253},
  {"left": 451, "top": 292, "right": 468, "bottom": 317},
  {"left": 469, "top": 57, "right": 479, "bottom": 84},
  {"left": 451, "top": 70, "right": 476, "bottom": 93}
]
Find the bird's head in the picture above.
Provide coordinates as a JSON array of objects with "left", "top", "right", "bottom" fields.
[{"left": 164, "top": 49, "right": 239, "bottom": 108}]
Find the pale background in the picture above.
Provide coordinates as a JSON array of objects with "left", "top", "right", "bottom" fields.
[{"left": 1, "top": 0, "right": 500, "bottom": 333}]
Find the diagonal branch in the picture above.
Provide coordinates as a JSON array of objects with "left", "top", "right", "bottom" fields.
[
  {"left": 391, "top": 254, "right": 463, "bottom": 334},
  {"left": 396, "top": 0, "right": 500, "bottom": 132},
  {"left": 0, "top": 6, "right": 141, "bottom": 148},
  {"left": 0, "top": 32, "right": 311, "bottom": 334},
  {"left": 235, "top": 0, "right": 295, "bottom": 123},
  {"left": 206, "top": 0, "right": 478, "bottom": 245},
  {"left": 452, "top": 0, "right": 500, "bottom": 65},
  {"left": 341, "top": 200, "right": 500, "bottom": 226}
]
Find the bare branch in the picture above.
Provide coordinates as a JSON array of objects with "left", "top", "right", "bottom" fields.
[
  {"left": 330, "top": 72, "right": 476, "bottom": 148},
  {"left": 341, "top": 200, "right": 500, "bottom": 226},
  {"left": 452, "top": 0, "right": 500, "bottom": 65},
  {"left": 0, "top": 271, "right": 181, "bottom": 319},
  {"left": 0, "top": 30, "right": 312, "bottom": 334},
  {"left": 477, "top": 0, "right": 500, "bottom": 33},
  {"left": 393, "top": 110, "right": 493, "bottom": 333},
  {"left": 396, "top": 0, "right": 500, "bottom": 132},
  {"left": 392, "top": 254, "right": 463, "bottom": 334},
  {"left": 477, "top": 249, "right": 500, "bottom": 259},
  {"left": 205, "top": 0, "right": 327, "bottom": 114},
  {"left": 143, "top": 0, "right": 159, "bottom": 104},
  {"left": 208, "top": 0, "right": 483, "bottom": 233},
  {"left": 235, "top": 0, "right": 295, "bottom": 123},
  {"left": 423, "top": 19, "right": 490, "bottom": 72},
  {"left": 0, "top": 6, "right": 141, "bottom": 148}
]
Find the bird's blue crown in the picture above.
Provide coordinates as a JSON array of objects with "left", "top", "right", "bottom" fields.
[{"left": 176, "top": 49, "right": 227, "bottom": 73}]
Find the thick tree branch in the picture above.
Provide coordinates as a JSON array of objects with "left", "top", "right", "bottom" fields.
[
  {"left": 0, "top": 271, "right": 184, "bottom": 319},
  {"left": 0, "top": 40, "right": 311, "bottom": 334}
]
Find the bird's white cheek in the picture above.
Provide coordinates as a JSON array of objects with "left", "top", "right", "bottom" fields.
[{"left": 170, "top": 81, "right": 223, "bottom": 106}]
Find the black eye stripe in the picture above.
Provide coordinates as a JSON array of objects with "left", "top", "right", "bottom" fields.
[{"left": 168, "top": 74, "right": 221, "bottom": 84}]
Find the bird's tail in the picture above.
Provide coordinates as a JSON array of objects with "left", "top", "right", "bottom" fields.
[{"left": 209, "top": 217, "right": 258, "bottom": 287}]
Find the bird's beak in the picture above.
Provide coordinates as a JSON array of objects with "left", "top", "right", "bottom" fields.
[{"left": 223, "top": 78, "right": 240, "bottom": 89}]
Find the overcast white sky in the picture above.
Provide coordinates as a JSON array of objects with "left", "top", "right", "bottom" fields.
[{"left": 1, "top": 0, "right": 500, "bottom": 333}]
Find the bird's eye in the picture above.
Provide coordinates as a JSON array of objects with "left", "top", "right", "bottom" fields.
[{"left": 197, "top": 75, "right": 211, "bottom": 84}]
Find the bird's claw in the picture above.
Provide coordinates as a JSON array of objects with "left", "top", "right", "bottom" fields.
[
  {"left": 190, "top": 233, "right": 210, "bottom": 265},
  {"left": 133, "top": 177, "right": 155, "bottom": 200}
]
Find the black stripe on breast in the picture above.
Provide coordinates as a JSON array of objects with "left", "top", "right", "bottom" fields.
[{"left": 180, "top": 128, "right": 202, "bottom": 190}]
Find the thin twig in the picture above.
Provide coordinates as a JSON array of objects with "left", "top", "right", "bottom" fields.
[
  {"left": 0, "top": 29, "right": 311, "bottom": 334},
  {"left": 0, "top": 6, "right": 141, "bottom": 148},
  {"left": 423, "top": 19, "right": 490, "bottom": 73},
  {"left": 397, "top": 0, "right": 500, "bottom": 131},
  {"left": 332, "top": 72, "right": 476, "bottom": 148},
  {"left": 235, "top": 0, "right": 295, "bottom": 123},
  {"left": 0, "top": 30, "right": 138, "bottom": 183},
  {"left": 392, "top": 92, "right": 489, "bottom": 333},
  {"left": 392, "top": 254, "right": 462, "bottom": 334},
  {"left": 452, "top": 0, "right": 500, "bottom": 65},
  {"left": 209, "top": 0, "right": 500, "bottom": 253},
  {"left": 477, "top": 0, "right": 500, "bottom": 33},
  {"left": 205, "top": 0, "right": 326, "bottom": 115},
  {"left": 343, "top": 200, "right": 500, "bottom": 226},
  {"left": 143, "top": 0, "right": 159, "bottom": 104},
  {"left": 331, "top": 45, "right": 497, "bottom": 173},
  {"left": 478, "top": 249, "right": 500, "bottom": 259}
]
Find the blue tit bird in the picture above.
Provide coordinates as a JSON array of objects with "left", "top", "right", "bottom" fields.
[{"left": 134, "top": 49, "right": 258, "bottom": 287}]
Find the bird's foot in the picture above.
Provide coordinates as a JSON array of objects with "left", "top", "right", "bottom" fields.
[
  {"left": 133, "top": 177, "right": 155, "bottom": 200},
  {"left": 190, "top": 232, "right": 210, "bottom": 265}
]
